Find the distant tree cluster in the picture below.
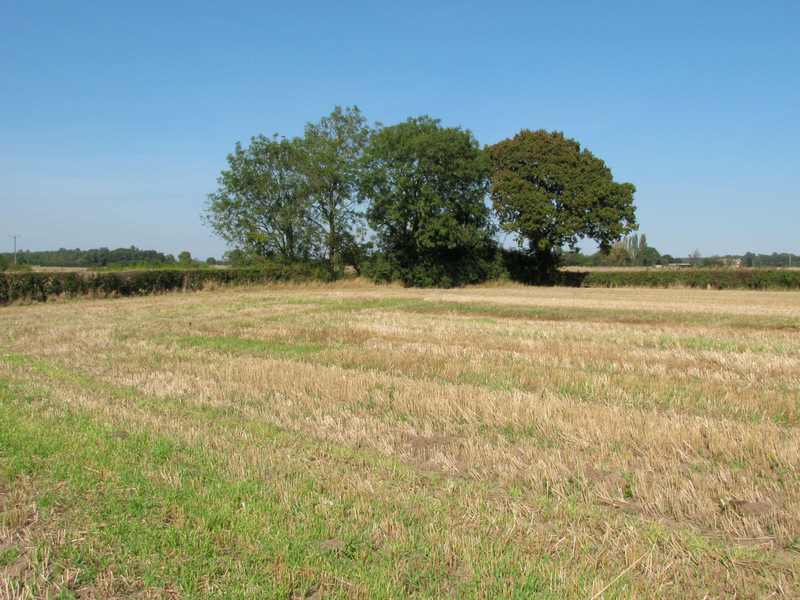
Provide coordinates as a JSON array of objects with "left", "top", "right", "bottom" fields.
[
  {"left": 0, "top": 247, "right": 176, "bottom": 269},
  {"left": 559, "top": 246, "right": 800, "bottom": 269},
  {"left": 660, "top": 251, "right": 799, "bottom": 268},
  {"left": 739, "top": 252, "right": 798, "bottom": 268},
  {"left": 203, "top": 107, "right": 638, "bottom": 286},
  {"left": 561, "top": 234, "right": 661, "bottom": 267}
]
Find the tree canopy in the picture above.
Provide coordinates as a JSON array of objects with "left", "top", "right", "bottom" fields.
[
  {"left": 486, "top": 129, "right": 637, "bottom": 279},
  {"left": 203, "top": 106, "right": 373, "bottom": 267},
  {"left": 361, "top": 116, "right": 494, "bottom": 287},
  {"left": 301, "top": 106, "right": 373, "bottom": 266},
  {"left": 203, "top": 110, "right": 645, "bottom": 286},
  {"left": 203, "top": 134, "right": 314, "bottom": 261}
]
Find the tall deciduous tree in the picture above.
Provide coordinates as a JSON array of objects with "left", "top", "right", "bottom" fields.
[
  {"left": 301, "top": 106, "right": 373, "bottom": 267},
  {"left": 638, "top": 234, "right": 648, "bottom": 265},
  {"left": 203, "top": 135, "right": 316, "bottom": 261},
  {"left": 361, "top": 116, "right": 494, "bottom": 287},
  {"left": 486, "top": 130, "right": 637, "bottom": 280}
]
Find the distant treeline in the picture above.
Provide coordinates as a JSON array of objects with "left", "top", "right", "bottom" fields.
[
  {"left": 3, "top": 243, "right": 798, "bottom": 272},
  {"left": 0, "top": 247, "right": 177, "bottom": 268},
  {"left": 561, "top": 243, "right": 799, "bottom": 269},
  {"left": 729, "top": 252, "right": 798, "bottom": 268}
]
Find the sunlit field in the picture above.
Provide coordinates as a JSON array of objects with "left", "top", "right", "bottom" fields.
[{"left": 1, "top": 281, "right": 798, "bottom": 598}]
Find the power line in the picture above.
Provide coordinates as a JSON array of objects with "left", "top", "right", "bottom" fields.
[{"left": 9, "top": 234, "right": 20, "bottom": 264}]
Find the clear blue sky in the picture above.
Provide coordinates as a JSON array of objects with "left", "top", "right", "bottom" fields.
[{"left": 2, "top": 1, "right": 798, "bottom": 260}]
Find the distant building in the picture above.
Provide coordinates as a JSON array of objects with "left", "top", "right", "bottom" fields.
[{"left": 723, "top": 257, "right": 742, "bottom": 268}]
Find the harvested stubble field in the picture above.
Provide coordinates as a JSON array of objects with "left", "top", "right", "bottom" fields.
[{"left": 1, "top": 281, "right": 799, "bottom": 599}]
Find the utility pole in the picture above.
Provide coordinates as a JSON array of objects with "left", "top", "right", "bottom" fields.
[{"left": 9, "top": 234, "right": 20, "bottom": 265}]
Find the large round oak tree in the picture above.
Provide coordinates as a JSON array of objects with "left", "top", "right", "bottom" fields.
[{"left": 486, "top": 129, "right": 637, "bottom": 280}]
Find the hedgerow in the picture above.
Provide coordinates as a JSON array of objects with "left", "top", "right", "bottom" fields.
[
  {"left": 0, "top": 263, "right": 335, "bottom": 305},
  {"left": 575, "top": 269, "right": 800, "bottom": 290},
  {"left": 2, "top": 267, "right": 798, "bottom": 305}
]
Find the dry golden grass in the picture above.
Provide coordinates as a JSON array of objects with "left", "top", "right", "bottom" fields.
[{"left": 1, "top": 282, "right": 799, "bottom": 597}]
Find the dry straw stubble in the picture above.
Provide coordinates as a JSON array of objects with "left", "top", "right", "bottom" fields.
[{"left": 1, "top": 283, "right": 798, "bottom": 597}]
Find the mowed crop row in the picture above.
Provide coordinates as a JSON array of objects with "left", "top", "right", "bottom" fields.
[{"left": 1, "top": 282, "right": 798, "bottom": 598}]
